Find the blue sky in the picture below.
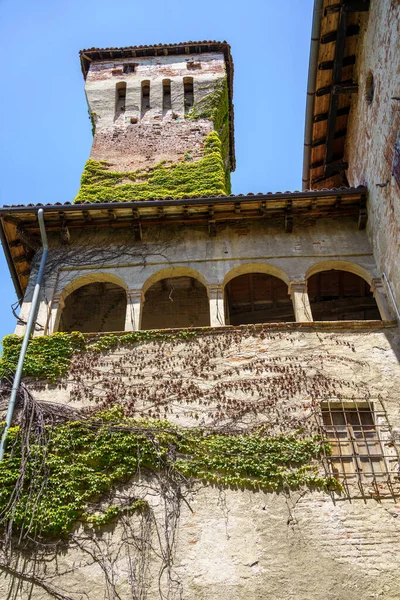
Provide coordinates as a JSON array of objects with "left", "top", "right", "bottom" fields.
[{"left": 0, "top": 0, "right": 313, "bottom": 339}]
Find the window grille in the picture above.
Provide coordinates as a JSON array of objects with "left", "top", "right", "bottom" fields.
[{"left": 318, "top": 400, "right": 399, "bottom": 499}]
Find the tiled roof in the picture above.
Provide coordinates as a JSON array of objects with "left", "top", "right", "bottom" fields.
[
  {"left": 0, "top": 186, "right": 368, "bottom": 298},
  {"left": 2, "top": 186, "right": 365, "bottom": 210}
]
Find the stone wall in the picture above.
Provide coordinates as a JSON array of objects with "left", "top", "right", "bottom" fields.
[
  {"left": 85, "top": 53, "right": 226, "bottom": 172},
  {"left": 2, "top": 322, "right": 400, "bottom": 600},
  {"left": 345, "top": 0, "right": 400, "bottom": 311}
]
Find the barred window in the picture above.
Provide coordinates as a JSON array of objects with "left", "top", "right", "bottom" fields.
[{"left": 321, "top": 403, "right": 385, "bottom": 482}]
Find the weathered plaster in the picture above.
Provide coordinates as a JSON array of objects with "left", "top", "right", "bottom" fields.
[{"left": 345, "top": 0, "right": 400, "bottom": 311}]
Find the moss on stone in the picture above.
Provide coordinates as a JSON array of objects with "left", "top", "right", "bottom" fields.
[{"left": 74, "top": 132, "right": 228, "bottom": 203}]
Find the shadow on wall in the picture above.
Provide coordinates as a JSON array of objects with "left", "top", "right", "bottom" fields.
[
  {"left": 141, "top": 276, "right": 210, "bottom": 330},
  {"left": 225, "top": 273, "right": 295, "bottom": 325},
  {"left": 308, "top": 270, "right": 381, "bottom": 321},
  {"left": 59, "top": 282, "right": 127, "bottom": 333}
]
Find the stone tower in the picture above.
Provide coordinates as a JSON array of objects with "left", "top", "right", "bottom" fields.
[{"left": 77, "top": 42, "right": 234, "bottom": 203}]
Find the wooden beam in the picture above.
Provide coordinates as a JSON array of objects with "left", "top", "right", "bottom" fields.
[
  {"left": 325, "top": 160, "right": 349, "bottom": 176},
  {"left": 318, "top": 55, "right": 356, "bottom": 70},
  {"left": 314, "top": 106, "right": 350, "bottom": 123},
  {"left": 333, "top": 83, "right": 359, "bottom": 95},
  {"left": 321, "top": 24, "right": 359, "bottom": 44},
  {"left": 311, "top": 128, "right": 347, "bottom": 148},
  {"left": 324, "top": 7, "right": 349, "bottom": 173},
  {"left": 343, "top": 0, "right": 370, "bottom": 12}
]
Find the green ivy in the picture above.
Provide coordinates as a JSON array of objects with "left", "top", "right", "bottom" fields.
[
  {"left": 185, "top": 77, "right": 231, "bottom": 192},
  {"left": 74, "top": 131, "right": 229, "bottom": 204},
  {"left": 0, "top": 408, "right": 339, "bottom": 536},
  {"left": 0, "top": 332, "right": 86, "bottom": 381},
  {"left": 0, "top": 329, "right": 202, "bottom": 382}
]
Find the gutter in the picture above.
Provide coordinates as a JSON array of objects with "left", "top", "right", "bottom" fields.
[
  {"left": 0, "top": 187, "right": 368, "bottom": 217},
  {"left": 302, "top": 0, "right": 324, "bottom": 191},
  {"left": 0, "top": 209, "right": 48, "bottom": 461}
]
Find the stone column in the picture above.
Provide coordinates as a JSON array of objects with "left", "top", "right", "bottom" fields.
[
  {"left": 47, "top": 295, "right": 65, "bottom": 335},
  {"left": 289, "top": 281, "right": 313, "bottom": 322},
  {"left": 371, "top": 278, "right": 395, "bottom": 321},
  {"left": 125, "top": 289, "right": 143, "bottom": 331},
  {"left": 208, "top": 284, "right": 225, "bottom": 327}
]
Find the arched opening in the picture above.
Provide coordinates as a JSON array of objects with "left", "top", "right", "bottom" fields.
[
  {"left": 225, "top": 273, "right": 295, "bottom": 325},
  {"left": 141, "top": 80, "right": 150, "bottom": 113},
  {"left": 141, "top": 276, "right": 210, "bottom": 330},
  {"left": 59, "top": 281, "right": 127, "bottom": 333},
  {"left": 307, "top": 270, "right": 381, "bottom": 321},
  {"left": 163, "top": 79, "right": 171, "bottom": 110},
  {"left": 115, "top": 82, "right": 126, "bottom": 120},
  {"left": 183, "top": 77, "right": 194, "bottom": 113}
]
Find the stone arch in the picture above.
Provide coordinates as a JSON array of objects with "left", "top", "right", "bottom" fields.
[
  {"left": 141, "top": 267, "right": 210, "bottom": 330},
  {"left": 306, "top": 261, "right": 380, "bottom": 321},
  {"left": 55, "top": 273, "right": 128, "bottom": 333},
  {"left": 305, "top": 260, "right": 374, "bottom": 286},
  {"left": 223, "top": 263, "right": 294, "bottom": 325},
  {"left": 142, "top": 267, "right": 208, "bottom": 296},
  {"left": 223, "top": 263, "right": 290, "bottom": 287}
]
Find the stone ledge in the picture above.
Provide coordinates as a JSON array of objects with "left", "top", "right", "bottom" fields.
[{"left": 81, "top": 319, "right": 398, "bottom": 341}]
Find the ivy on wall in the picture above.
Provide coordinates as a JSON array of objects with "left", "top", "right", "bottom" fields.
[
  {"left": 0, "top": 330, "right": 201, "bottom": 382},
  {"left": 0, "top": 328, "right": 342, "bottom": 541},
  {"left": 0, "top": 407, "right": 338, "bottom": 537},
  {"left": 74, "top": 76, "right": 232, "bottom": 204},
  {"left": 74, "top": 132, "right": 228, "bottom": 203}
]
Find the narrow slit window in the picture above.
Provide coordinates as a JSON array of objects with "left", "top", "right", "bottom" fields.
[
  {"left": 163, "top": 79, "right": 172, "bottom": 110},
  {"left": 184, "top": 77, "right": 194, "bottom": 113},
  {"left": 141, "top": 80, "right": 150, "bottom": 112},
  {"left": 115, "top": 82, "right": 127, "bottom": 118}
]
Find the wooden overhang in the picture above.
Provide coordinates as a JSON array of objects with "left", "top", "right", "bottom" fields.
[
  {"left": 304, "top": 0, "right": 370, "bottom": 189},
  {"left": 79, "top": 41, "right": 236, "bottom": 171},
  {"left": 0, "top": 187, "right": 367, "bottom": 299}
]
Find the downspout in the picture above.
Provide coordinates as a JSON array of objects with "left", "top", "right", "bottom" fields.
[
  {"left": 383, "top": 272, "right": 400, "bottom": 321},
  {"left": 302, "top": 0, "right": 324, "bottom": 191},
  {"left": 0, "top": 208, "right": 48, "bottom": 461}
]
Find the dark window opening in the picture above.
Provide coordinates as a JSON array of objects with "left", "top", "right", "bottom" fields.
[
  {"left": 321, "top": 403, "right": 385, "bottom": 482},
  {"left": 183, "top": 77, "right": 194, "bottom": 113},
  {"left": 115, "top": 82, "right": 127, "bottom": 119},
  {"left": 163, "top": 79, "right": 172, "bottom": 110},
  {"left": 59, "top": 282, "right": 127, "bottom": 333},
  {"left": 123, "top": 63, "right": 136, "bottom": 74},
  {"left": 308, "top": 270, "right": 381, "bottom": 321},
  {"left": 225, "top": 273, "right": 295, "bottom": 325},
  {"left": 365, "top": 71, "right": 374, "bottom": 105},
  {"left": 187, "top": 61, "right": 201, "bottom": 70},
  {"left": 392, "top": 131, "right": 400, "bottom": 187},
  {"left": 141, "top": 80, "right": 150, "bottom": 112},
  {"left": 141, "top": 276, "right": 210, "bottom": 330}
]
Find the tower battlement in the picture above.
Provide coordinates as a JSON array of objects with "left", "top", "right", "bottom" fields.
[{"left": 76, "top": 42, "right": 235, "bottom": 203}]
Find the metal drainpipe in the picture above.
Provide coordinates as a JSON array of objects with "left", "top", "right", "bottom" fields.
[
  {"left": 302, "top": 0, "right": 324, "bottom": 191},
  {"left": 0, "top": 208, "right": 48, "bottom": 461},
  {"left": 382, "top": 273, "right": 400, "bottom": 321}
]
